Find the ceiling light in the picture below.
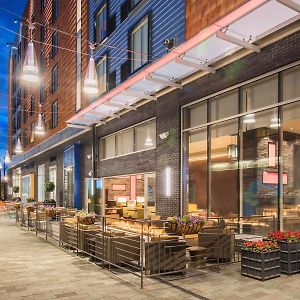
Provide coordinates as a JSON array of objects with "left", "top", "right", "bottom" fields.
[{"left": 243, "top": 113, "right": 256, "bottom": 124}]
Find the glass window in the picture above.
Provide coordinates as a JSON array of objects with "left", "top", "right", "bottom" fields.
[
  {"left": 40, "top": 24, "right": 45, "bottom": 42},
  {"left": 131, "top": 16, "right": 148, "bottom": 72},
  {"left": 95, "top": 3, "right": 107, "bottom": 43},
  {"left": 97, "top": 56, "right": 107, "bottom": 94},
  {"left": 30, "top": 122, "right": 35, "bottom": 143},
  {"left": 41, "top": 0, "right": 46, "bottom": 12},
  {"left": 211, "top": 90, "right": 238, "bottom": 121},
  {"left": 184, "top": 128, "right": 208, "bottom": 215},
  {"left": 29, "top": 95, "right": 35, "bottom": 116},
  {"left": 242, "top": 76, "right": 278, "bottom": 112},
  {"left": 40, "top": 83, "right": 45, "bottom": 104},
  {"left": 52, "top": 64, "right": 58, "bottom": 93},
  {"left": 116, "top": 129, "right": 134, "bottom": 156},
  {"left": 52, "top": 0, "right": 58, "bottom": 22},
  {"left": 101, "top": 135, "right": 115, "bottom": 159},
  {"left": 282, "top": 102, "right": 300, "bottom": 231},
  {"left": 38, "top": 164, "right": 45, "bottom": 202},
  {"left": 183, "top": 100, "right": 207, "bottom": 129},
  {"left": 40, "top": 51, "right": 45, "bottom": 72},
  {"left": 52, "top": 31, "right": 58, "bottom": 57},
  {"left": 135, "top": 120, "right": 156, "bottom": 151},
  {"left": 283, "top": 66, "right": 300, "bottom": 101},
  {"left": 52, "top": 101, "right": 58, "bottom": 128},
  {"left": 211, "top": 119, "right": 239, "bottom": 218},
  {"left": 49, "top": 166, "right": 57, "bottom": 201},
  {"left": 242, "top": 108, "right": 279, "bottom": 222}
]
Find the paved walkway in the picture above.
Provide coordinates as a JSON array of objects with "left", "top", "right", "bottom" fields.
[{"left": 1, "top": 215, "right": 300, "bottom": 300}]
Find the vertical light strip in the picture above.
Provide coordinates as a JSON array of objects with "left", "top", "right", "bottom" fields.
[{"left": 165, "top": 167, "right": 171, "bottom": 197}]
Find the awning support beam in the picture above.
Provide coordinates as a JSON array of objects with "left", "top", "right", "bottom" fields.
[
  {"left": 123, "top": 89, "right": 157, "bottom": 101},
  {"left": 175, "top": 57, "right": 216, "bottom": 74},
  {"left": 144, "top": 75, "right": 183, "bottom": 89},
  {"left": 277, "top": 0, "right": 300, "bottom": 12},
  {"left": 216, "top": 31, "right": 261, "bottom": 53},
  {"left": 67, "top": 124, "right": 90, "bottom": 129},
  {"left": 103, "top": 101, "right": 137, "bottom": 111}
]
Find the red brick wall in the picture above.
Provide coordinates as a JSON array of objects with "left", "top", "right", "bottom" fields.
[
  {"left": 15, "top": 0, "right": 88, "bottom": 153},
  {"left": 186, "top": 0, "right": 248, "bottom": 40}
]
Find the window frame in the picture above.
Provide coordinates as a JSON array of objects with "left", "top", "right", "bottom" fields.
[
  {"left": 129, "top": 13, "right": 151, "bottom": 74},
  {"left": 51, "top": 100, "right": 58, "bottom": 128},
  {"left": 52, "top": 0, "right": 58, "bottom": 23},
  {"left": 96, "top": 54, "right": 108, "bottom": 95},
  {"left": 51, "top": 64, "right": 58, "bottom": 93},
  {"left": 94, "top": 1, "right": 108, "bottom": 44},
  {"left": 51, "top": 31, "right": 58, "bottom": 58}
]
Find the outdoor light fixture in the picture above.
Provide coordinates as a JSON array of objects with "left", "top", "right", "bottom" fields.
[
  {"left": 165, "top": 167, "right": 171, "bottom": 197},
  {"left": 22, "top": 23, "right": 39, "bottom": 83},
  {"left": 15, "top": 137, "right": 23, "bottom": 154},
  {"left": 4, "top": 151, "right": 11, "bottom": 163},
  {"left": 35, "top": 113, "right": 45, "bottom": 135},
  {"left": 83, "top": 43, "right": 99, "bottom": 95}
]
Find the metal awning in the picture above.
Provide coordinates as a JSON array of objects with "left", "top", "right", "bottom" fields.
[{"left": 67, "top": 0, "right": 300, "bottom": 127}]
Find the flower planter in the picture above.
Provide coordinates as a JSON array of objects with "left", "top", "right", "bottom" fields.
[
  {"left": 26, "top": 206, "right": 35, "bottom": 213},
  {"left": 169, "top": 223, "right": 203, "bottom": 235},
  {"left": 241, "top": 249, "right": 281, "bottom": 281},
  {"left": 45, "top": 210, "right": 56, "bottom": 218},
  {"left": 78, "top": 216, "right": 95, "bottom": 225},
  {"left": 14, "top": 203, "right": 21, "bottom": 209},
  {"left": 278, "top": 241, "right": 300, "bottom": 275}
]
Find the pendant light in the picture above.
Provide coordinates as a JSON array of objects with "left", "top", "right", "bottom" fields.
[
  {"left": 144, "top": 136, "right": 154, "bottom": 147},
  {"left": 4, "top": 150, "right": 11, "bottom": 163},
  {"left": 15, "top": 137, "right": 23, "bottom": 154},
  {"left": 35, "top": 113, "right": 45, "bottom": 135},
  {"left": 22, "top": 23, "right": 39, "bottom": 83},
  {"left": 243, "top": 89, "right": 256, "bottom": 124},
  {"left": 83, "top": 43, "right": 99, "bottom": 95}
]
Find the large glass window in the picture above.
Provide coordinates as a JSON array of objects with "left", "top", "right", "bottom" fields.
[
  {"left": 95, "top": 3, "right": 107, "bottom": 43},
  {"left": 97, "top": 56, "right": 107, "bottom": 94},
  {"left": 211, "top": 91, "right": 238, "bottom": 121},
  {"left": 283, "top": 66, "right": 300, "bottom": 101},
  {"left": 184, "top": 128, "right": 207, "bottom": 216},
  {"left": 52, "top": 0, "right": 58, "bottom": 22},
  {"left": 135, "top": 120, "right": 156, "bottom": 151},
  {"left": 52, "top": 101, "right": 58, "bottom": 128},
  {"left": 100, "top": 119, "right": 156, "bottom": 159},
  {"left": 211, "top": 119, "right": 239, "bottom": 218},
  {"left": 183, "top": 100, "right": 207, "bottom": 129},
  {"left": 52, "top": 31, "right": 58, "bottom": 57},
  {"left": 38, "top": 164, "right": 45, "bottom": 202},
  {"left": 116, "top": 128, "right": 134, "bottom": 156},
  {"left": 52, "top": 64, "right": 58, "bottom": 93},
  {"left": 131, "top": 16, "right": 148, "bottom": 72}
]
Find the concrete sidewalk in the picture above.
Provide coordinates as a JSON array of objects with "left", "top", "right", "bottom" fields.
[{"left": 0, "top": 215, "right": 299, "bottom": 299}]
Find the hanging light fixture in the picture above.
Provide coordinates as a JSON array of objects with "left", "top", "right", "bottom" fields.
[
  {"left": 83, "top": 43, "right": 99, "bottom": 95},
  {"left": 35, "top": 113, "right": 45, "bottom": 135},
  {"left": 243, "top": 113, "right": 256, "bottom": 124},
  {"left": 144, "top": 136, "right": 154, "bottom": 147},
  {"left": 15, "top": 137, "right": 23, "bottom": 154},
  {"left": 22, "top": 23, "right": 39, "bottom": 83},
  {"left": 4, "top": 150, "right": 11, "bottom": 163}
]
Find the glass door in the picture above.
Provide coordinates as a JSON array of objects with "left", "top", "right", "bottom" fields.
[
  {"left": 85, "top": 178, "right": 103, "bottom": 215},
  {"left": 144, "top": 173, "right": 156, "bottom": 219},
  {"left": 64, "top": 166, "right": 74, "bottom": 208}
]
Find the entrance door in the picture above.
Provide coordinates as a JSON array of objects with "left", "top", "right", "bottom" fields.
[{"left": 84, "top": 178, "right": 103, "bottom": 215}]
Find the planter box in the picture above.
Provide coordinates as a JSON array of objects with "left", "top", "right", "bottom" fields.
[
  {"left": 241, "top": 249, "right": 280, "bottom": 281},
  {"left": 278, "top": 241, "right": 300, "bottom": 275}
]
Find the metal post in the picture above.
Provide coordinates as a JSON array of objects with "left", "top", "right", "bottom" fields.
[
  {"left": 3, "top": 160, "right": 6, "bottom": 201},
  {"left": 140, "top": 222, "right": 144, "bottom": 289},
  {"left": 35, "top": 208, "right": 38, "bottom": 235}
]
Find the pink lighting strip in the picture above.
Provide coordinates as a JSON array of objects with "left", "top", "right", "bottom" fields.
[{"left": 67, "top": 0, "right": 269, "bottom": 124}]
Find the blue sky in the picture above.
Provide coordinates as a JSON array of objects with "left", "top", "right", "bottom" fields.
[{"left": 0, "top": 0, "right": 27, "bottom": 161}]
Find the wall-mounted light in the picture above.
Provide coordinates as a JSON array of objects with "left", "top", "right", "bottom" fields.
[
  {"left": 87, "top": 154, "right": 93, "bottom": 160},
  {"left": 165, "top": 167, "right": 171, "bottom": 197},
  {"left": 159, "top": 132, "right": 169, "bottom": 140}
]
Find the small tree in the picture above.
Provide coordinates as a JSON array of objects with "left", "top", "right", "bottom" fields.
[
  {"left": 45, "top": 182, "right": 55, "bottom": 193},
  {"left": 12, "top": 186, "right": 20, "bottom": 194}
]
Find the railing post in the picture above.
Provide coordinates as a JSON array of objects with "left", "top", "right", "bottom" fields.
[
  {"left": 140, "top": 221, "right": 144, "bottom": 289},
  {"left": 102, "top": 216, "right": 105, "bottom": 269},
  {"left": 35, "top": 209, "right": 38, "bottom": 235}
]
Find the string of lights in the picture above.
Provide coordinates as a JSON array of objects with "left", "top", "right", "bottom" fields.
[{"left": 0, "top": 4, "right": 155, "bottom": 59}]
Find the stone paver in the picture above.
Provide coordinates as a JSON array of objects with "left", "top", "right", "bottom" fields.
[{"left": 1, "top": 214, "right": 300, "bottom": 299}]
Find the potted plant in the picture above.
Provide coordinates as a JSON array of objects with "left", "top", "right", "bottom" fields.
[
  {"left": 44, "top": 205, "right": 56, "bottom": 218},
  {"left": 169, "top": 215, "right": 205, "bottom": 235},
  {"left": 12, "top": 186, "right": 19, "bottom": 194},
  {"left": 25, "top": 203, "right": 35, "bottom": 213},
  {"left": 76, "top": 210, "right": 96, "bottom": 225},
  {"left": 269, "top": 231, "right": 300, "bottom": 275},
  {"left": 13, "top": 202, "right": 21, "bottom": 209},
  {"left": 44, "top": 182, "right": 56, "bottom": 206},
  {"left": 241, "top": 240, "right": 280, "bottom": 281}
]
